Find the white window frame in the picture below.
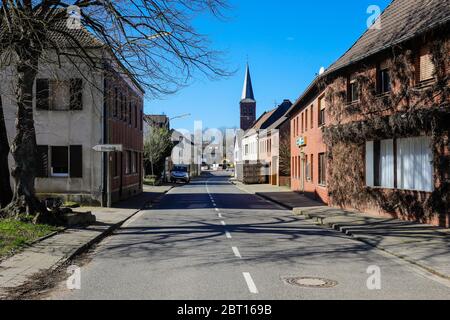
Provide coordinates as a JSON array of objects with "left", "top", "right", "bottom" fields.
[{"left": 366, "top": 136, "right": 434, "bottom": 192}]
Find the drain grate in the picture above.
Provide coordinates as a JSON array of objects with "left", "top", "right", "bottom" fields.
[{"left": 283, "top": 277, "right": 338, "bottom": 288}]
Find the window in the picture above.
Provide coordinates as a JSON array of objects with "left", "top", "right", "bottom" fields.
[
  {"left": 310, "top": 105, "right": 314, "bottom": 129},
  {"left": 366, "top": 137, "right": 433, "bottom": 192},
  {"left": 131, "top": 152, "right": 136, "bottom": 173},
  {"left": 140, "top": 110, "right": 143, "bottom": 131},
  {"left": 36, "top": 79, "right": 83, "bottom": 110},
  {"left": 114, "top": 88, "right": 118, "bottom": 117},
  {"left": 301, "top": 113, "right": 304, "bottom": 133},
  {"left": 419, "top": 47, "right": 435, "bottom": 82},
  {"left": 134, "top": 104, "right": 138, "bottom": 128},
  {"left": 39, "top": 146, "right": 82, "bottom": 178},
  {"left": 128, "top": 101, "right": 132, "bottom": 125},
  {"left": 125, "top": 151, "right": 131, "bottom": 174},
  {"left": 134, "top": 152, "right": 139, "bottom": 173},
  {"left": 51, "top": 146, "right": 69, "bottom": 177},
  {"left": 318, "top": 153, "right": 326, "bottom": 185},
  {"left": 294, "top": 156, "right": 297, "bottom": 178},
  {"left": 318, "top": 96, "right": 326, "bottom": 127},
  {"left": 380, "top": 69, "right": 391, "bottom": 93},
  {"left": 305, "top": 109, "right": 308, "bottom": 131},
  {"left": 310, "top": 154, "right": 314, "bottom": 183},
  {"left": 376, "top": 139, "right": 395, "bottom": 188},
  {"left": 397, "top": 136, "right": 433, "bottom": 192},
  {"left": 305, "top": 154, "right": 310, "bottom": 181},
  {"left": 119, "top": 93, "right": 123, "bottom": 119},
  {"left": 50, "top": 81, "right": 71, "bottom": 110},
  {"left": 123, "top": 95, "right": 127, "bottom": 122},
  {"left": 348, "top": 76, "right": 359, "bottom": 103},
  {"left": 378, "top": 62, "right": 391, "bottom": 94},
  {"left": 69, "top": 79, "right": 83, "bottom": 110},
  {"left": 37, "top": 145, "right": 49, "bottom": 178}
]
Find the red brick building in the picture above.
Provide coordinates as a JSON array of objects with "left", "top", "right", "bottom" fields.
[
  {"left": 104, "top": 66, "right": 145, "bottom": 204},
  {"left": 287, "top": 84, "right": 329, "bottom": 204},
  {"left": 288, "top": 0, "right": 449, "bottom": 226}
]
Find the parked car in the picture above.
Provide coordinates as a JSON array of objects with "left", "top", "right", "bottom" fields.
[{"left": 170, "top": 165, "right": 190, "bottom": 183}]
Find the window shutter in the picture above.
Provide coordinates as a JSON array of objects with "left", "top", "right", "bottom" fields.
[
  {"left": 70, "top": 145, "right": 83, "bottom": 178},
  {"left": 37, "top": 145, "right": 49, "bottom": 177},
  {"left": 36, "top": 79, "right": 49, "bottom": 110},
  {"left": 365, "top": 141, "right": 374, "bottom": 187},
  {"left": 70, "top": 79, "right": 83, "bottom": 110},
  {"left": 419, "top": 48, "right": 435, "bottom": 82}
]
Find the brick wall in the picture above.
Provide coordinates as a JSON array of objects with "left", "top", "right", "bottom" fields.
[
  {"left": 104, "top": 71, "right": 144, "bottom": 203},
  {"left": 290, "top": 91, "right": 329, "bottom": 204}
]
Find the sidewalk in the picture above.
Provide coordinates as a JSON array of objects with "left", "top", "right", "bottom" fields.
[
  {"left": 232, "top": 180, "right": 450, "bottom": 280},
  {"left": 231, "top": 180, "right": 324, "bottom": 209},
  {"left": 0, "top": 185, "right": 172, "bottom": 296}
]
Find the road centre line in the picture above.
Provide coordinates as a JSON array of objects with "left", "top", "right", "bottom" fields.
[
  {"left": 232, "top": 246, "right": 242, "bottom": 258},
  {"left": 243, "top": 272, "right": 258, "bottom": 294}
]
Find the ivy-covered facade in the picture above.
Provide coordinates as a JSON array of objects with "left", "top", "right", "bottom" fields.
[{"left": 319, "top": 21, "right": 450, "bottom": 227}]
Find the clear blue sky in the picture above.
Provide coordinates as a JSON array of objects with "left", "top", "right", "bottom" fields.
[{"left": 144, "top": 0, "right": 391, "bottom": 132}]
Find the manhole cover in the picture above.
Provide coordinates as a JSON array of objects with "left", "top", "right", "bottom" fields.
[{"left": 283, "top": 277, "right": 338, "bottom": 288}]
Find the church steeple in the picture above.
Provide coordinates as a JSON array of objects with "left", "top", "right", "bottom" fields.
[
  {"left": 240, "top": 63, "right": 256, "bottom": 131},
  {"left": 241, "top": 64, "right": 255, "bottom": 102}
]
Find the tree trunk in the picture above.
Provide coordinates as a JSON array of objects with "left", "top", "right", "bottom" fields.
[
  {"left": 150, "top": 159, "right": 155, "bottom": 186},
  {"left": 3, "top": 57, "right": 58, "bottom": 224},
  {"left": 0, "top": 95, "right": 13, "bottom": 208}
]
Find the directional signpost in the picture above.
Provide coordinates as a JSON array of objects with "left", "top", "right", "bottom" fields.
[
  {"left": 93, "top": 144, "right": 123, "bottom": 152},
  {"left": 92, "top": 144, "right": 123, "bottom": 208}
]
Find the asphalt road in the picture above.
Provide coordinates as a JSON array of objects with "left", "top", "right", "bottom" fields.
[{"left": 50, "top": 171, "right": 450, "bottom": 300}]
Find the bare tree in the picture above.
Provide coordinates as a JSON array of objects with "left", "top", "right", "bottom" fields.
[
  {"left": 144, "top": 127, "right": 173, "bottom": 181},
  {"left": 0, "top": 0, "right": 229, "bottom": 223}
]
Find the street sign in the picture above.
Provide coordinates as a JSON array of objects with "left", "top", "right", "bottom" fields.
[{"left": 92, "top": 144, "right": 123, "bottom": 152}]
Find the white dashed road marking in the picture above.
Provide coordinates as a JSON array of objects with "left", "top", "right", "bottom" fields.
[
  {"left": 243, "top": 272, "right": 258, "bottom": 294},
  {"left": 225, "top": 231, "right": 232, "bottom": 239},
  {"left": 232, "top": 247, "right": 242, "bottom": 258},
  {"left": 221, "top": 221, "right": 226, "bottom": 226}
]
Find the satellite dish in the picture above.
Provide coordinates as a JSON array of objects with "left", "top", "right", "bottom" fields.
[{"left": 319, "top": 67, "right": 325, "bottom": 75}]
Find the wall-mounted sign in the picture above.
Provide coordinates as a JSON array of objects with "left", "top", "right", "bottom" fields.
[{"left": 296, "top": 137, "right": 307, "bottom": 147}]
